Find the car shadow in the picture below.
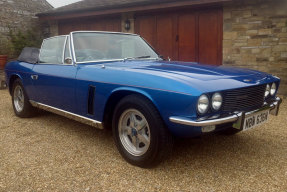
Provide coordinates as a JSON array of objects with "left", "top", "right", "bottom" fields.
[{"left": 32, "top": 110, "right": 280, "bottom": 172}]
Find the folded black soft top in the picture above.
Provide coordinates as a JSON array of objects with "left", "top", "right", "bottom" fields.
[{"left": 18, "top": 47, "right": 40, "bottom": 64}]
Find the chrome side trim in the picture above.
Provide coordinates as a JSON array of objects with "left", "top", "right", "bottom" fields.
[
  {"left": 30, "top": 100, "right": 103, "bottom": 129},
  {"left": 169, "top": 97, "right": 282, "bottom": 127}
]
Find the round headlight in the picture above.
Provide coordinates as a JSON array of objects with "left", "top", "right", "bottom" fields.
[
  {"left": 212, "top": 93, "right": 222, "bottom": 111},
  {"left": 265, "top": 84, "right": 270, "bottom": 97},
  {"left": 197, "top": 94, "right": 209, "bottom": 114},
  {"left": 270, "top": 83, "right": 276, "bottom": 96}
]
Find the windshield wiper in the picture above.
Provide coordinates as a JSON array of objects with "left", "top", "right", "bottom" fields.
[{"left": 123, "top": 56, "right": 151, "bottom": 62}]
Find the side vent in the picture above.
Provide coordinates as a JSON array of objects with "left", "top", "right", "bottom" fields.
[{"left": 88, "top": 86, "right": 96, "bottom": 115}]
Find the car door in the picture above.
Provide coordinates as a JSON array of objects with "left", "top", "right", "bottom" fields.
[{"left": 31, "top": 35, "right": 77, "bottom": 113}]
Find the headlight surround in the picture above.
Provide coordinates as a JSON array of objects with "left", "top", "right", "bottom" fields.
[
  {"left": 211, "top": 93, "right": 223, "bottom": 111},
  {"left": 265, "top": 84, "right": 270, "bottom": 97},
  {"left": 270, "top": 83, "right": 276, "bottom": 96},
  {"left": 197, "top": 94, "right": 209, "bottom": 114}
]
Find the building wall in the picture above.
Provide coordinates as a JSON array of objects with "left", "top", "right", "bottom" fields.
[
  {"left": 223, "top": 0, "right": 287, "bottom": 95},
  {"left": 0, "top": 0, "right": 52, "bottom": 54}
]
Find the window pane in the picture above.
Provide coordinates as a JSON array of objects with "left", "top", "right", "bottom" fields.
[
  {"left": 73, "top": 33, "right": 158, "bottom": 62},
  {"left": 39, "top": 36, "right": 66, "bottom": 64}
]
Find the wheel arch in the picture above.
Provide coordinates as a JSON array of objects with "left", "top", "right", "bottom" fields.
[
  {"left": 102, "top": 87, "right": 160, "bottom": 130},
  {"left": 8, "top": 74, "right": 22, "bottom": 95}
]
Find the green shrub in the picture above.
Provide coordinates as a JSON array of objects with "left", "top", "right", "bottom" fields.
[{"left": 8, "top": 29, "right": 43, "bottom": 57}]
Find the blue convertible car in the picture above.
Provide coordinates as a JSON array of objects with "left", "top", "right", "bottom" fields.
[{"left": 5, "top": 31, "right": 282, "bottom": 167}]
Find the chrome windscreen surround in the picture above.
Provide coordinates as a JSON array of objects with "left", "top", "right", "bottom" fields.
[
  {"left": 169, "top": 97, "right": 282, "bottom": 128},
  {"left": 30, "top": 100, "right": 103, "bottom": 129}
]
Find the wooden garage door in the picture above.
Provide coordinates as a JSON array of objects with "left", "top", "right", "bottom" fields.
[
  {"left": 58, "top": 17, "right": 121, "bottom": 35},
  {"left": 135, "top": 8, "right": 223, "bottom": 65}
]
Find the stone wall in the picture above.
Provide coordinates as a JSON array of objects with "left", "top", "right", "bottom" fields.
[
  {"left": 0, "top": 0, "right": 52, "bottom": 56},
  {"left": 223, "top": 0, "right": 287, "bottom": 95}
]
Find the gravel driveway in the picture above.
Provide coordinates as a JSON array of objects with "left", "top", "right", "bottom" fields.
[{"left": 0, "top": 89, "right": 286, "bottom": 191}]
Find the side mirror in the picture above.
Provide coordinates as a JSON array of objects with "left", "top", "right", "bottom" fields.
[{"left": 64, "top": 57, "right": 73, "bottom": 65}]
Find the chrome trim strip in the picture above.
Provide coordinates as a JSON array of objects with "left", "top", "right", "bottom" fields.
[
  {"left": 169, "top": 97, "right": 282, "bottom": 127},
  {"left": 70, "top": 31, "right": 157, "bottom": 64},
  {"left": 72, "top": 31, "right": 138, "bottom": 36},
  {"left": 30, "top": 100, "right": 103, "bottom": 129},
  {"left": 62, "top": 36, "right": 68, "bottom": 64},
  {"left": 76, "top": 58, "right": 159, "bottom": 64},
  {"left": 170, "top": 115, "right": 239, "bottom": 127},
  {"left": 70, "top": 32, "right": 77, "bottom": 64},
  {"left": 76, "top": 59, "right": 123, "bottom": 64}
]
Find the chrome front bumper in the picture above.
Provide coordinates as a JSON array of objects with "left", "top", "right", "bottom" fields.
[{"left": 169, "top": 97, "right": 282, "bottom": 129}]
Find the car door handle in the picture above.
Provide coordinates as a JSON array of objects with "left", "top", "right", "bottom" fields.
[{"left": 31, "top": 75, "right": 38, "bottom": 80}]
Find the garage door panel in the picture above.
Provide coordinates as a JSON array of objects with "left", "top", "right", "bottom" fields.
[
  {"left": 135, "top": 15, "right": 156, "bottom": 48},
  {"left": 135, "top": 8, "right": 222, "bottom": 65},
  {"left": 178, "top": 13, "right": 196, "bottom": 62},
  {"left": 156, "top": 15, "right": 174, "bottom": 60},
  {"left": 198, "top": 10, "right": 221, "bottom": 65}
]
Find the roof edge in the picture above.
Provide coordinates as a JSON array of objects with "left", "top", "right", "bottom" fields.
[{"left": 37, "top": 0, "right": 231, "bottom": 20}]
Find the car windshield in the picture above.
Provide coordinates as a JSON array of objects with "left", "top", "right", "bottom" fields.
[{"left": 72, "top": 32, "right": 159, "bottom": 63}]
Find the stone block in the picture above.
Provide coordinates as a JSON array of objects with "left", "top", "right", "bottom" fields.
[
  {"left": 258, "top": 29, "right": 272, "bottom": 35},
  {"left": 232, "top": 10, "right": 244, "bottom": 18},
  {"left": 248, "top": 39, "right": 261, "bottom": 46},
  {"left": 273, "top": 28, "right": 282, "bottom": 33},
  {"left": 276, "top": 22, "right": 286, "bottom": 28},
  {"left": 251, "top": 35, "right": 271, "bottom": 39},
  {"left": 261, "top": 48, "right": 271, "bottom": 55},
  {"left": 223, "top": 11, "right": 232, "bottom": 19},
  {"left": 273, "top": 45, "right": 287, "bottom": 52},
  {"left": 271, "top": 52, "right": 281, "bottom": 57},
  {"left": 281, "top": 52, "right": 287, "bottom": 58},
  {"left": 279, "top": 38, "right": 287, "bottom": 44},
  {"left": 278, "top": 33, "right": 287, "bottom": 38},
  {"left": 223, "top": 32, "right": 238, "bottom": 40},
  {"left": 256, "top": 57, "right": 269, "bottom": 62},
  {"left": 262, "top": 41, "right": 278, "bottom": 46},
  {"left": 223, "top": 40, "right": 233, "bottom": 47},
  {"left": 232, "top": 24, "right": 249, "bottom": 31},
  {"left": 243, "top": 10, "right": 252, "bottom": 18},
  {"left": 251, "top": 48, "right": 261, "bottom": 54},
  {"left": 246, "top": 30, "right": 258, "bottom": 36}
]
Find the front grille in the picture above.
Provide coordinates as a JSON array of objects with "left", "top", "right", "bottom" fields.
[{"left": 222, "top": 84, "right": 266, "bottom": 112}]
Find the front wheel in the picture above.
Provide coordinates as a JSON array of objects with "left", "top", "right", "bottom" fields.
[
  {"left": 112, "top": 95, "right": 173, "bottom": 168},
  {"left": 12, "top": 79, "right": 36, "bottom": 118}
]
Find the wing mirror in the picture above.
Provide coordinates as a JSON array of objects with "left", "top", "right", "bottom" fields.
[{"left": 64, "top": 57, "right": 73, "bottom": 64}]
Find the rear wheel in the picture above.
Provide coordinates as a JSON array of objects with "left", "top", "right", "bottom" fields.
[
  {"left": 12, "top": 79, "right": 36, "bottom": 118},
  {"left": 112, "top": 95, "right": 173, "bottom": 168}
]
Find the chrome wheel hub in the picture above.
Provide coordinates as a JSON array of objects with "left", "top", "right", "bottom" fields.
[
  {"left": 118, "top": 109, "right": 150, "bottom": 156},
  {"left": 13, "top": 85, "right": 24, "bottom": 112}
]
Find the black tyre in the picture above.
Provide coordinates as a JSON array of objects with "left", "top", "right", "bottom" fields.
[
  {"left": 112, "top": 94, "right": 174, "bottom": 168},
  {"left": 218, "top": 127, "right": 242, "bottom": 135},
  {"left": 12, "top": 79, "right": 36, "bottom": 118}
]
